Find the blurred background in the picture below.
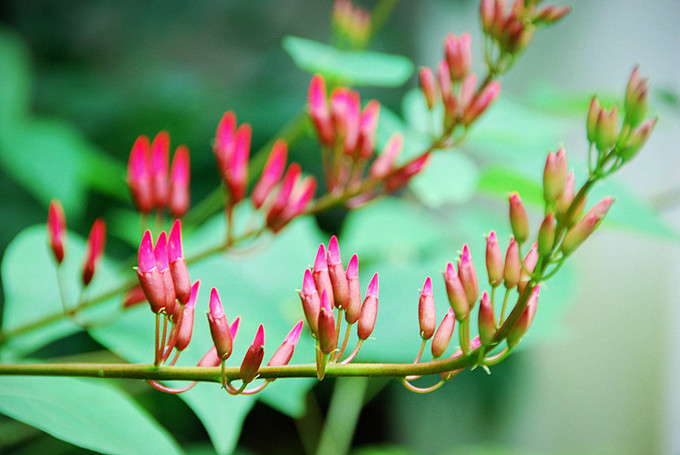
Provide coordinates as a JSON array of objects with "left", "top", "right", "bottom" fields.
[{"left": 0, "top": 1, "right": 678, "bottom": 454}]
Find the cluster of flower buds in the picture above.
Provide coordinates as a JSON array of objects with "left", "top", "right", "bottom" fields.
[
  {"left": 47, "top": 200, "right": 108, "bottom": 288},
  {"left": 588, "top": 67, "right": 656, "bottom": 163},
  {"left": 419, "top": 34, "right": 502, "bottom": 132},
  {"left": 332, "top": 0, "right": 371, "bottom": 49},
  {"left": 127, "top": 132, "right": 191, "bottom": 218},
  {"left": 298, "top": 236, "right": 378, "bottom": 377},
  {"left": 480, "top": 0, "right": 570, "bottom": 56},
  {"left": 308, "top": 74, "right": 431, "bottom": 201}
]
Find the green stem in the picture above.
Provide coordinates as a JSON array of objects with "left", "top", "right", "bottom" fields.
[{"left": 315, "top": 377, "right": 369, "bottom": 455}]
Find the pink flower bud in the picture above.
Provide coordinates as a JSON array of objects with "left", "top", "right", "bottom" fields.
[
  {"left": 299, "top": 268, "right": 321, "bottom": 335},
  {"left": 137, "top": 231, "right": 165, "bottom": 314},
  {"left": 537, "top": 212, "right": 556, "bottom": 256},
  {"left": 327, "top": 235, "right": 350, "bottom": 309},
  {"left": 357, "top": 100, "right": 380, "bottom": 160},
  {"left": 459, "top": 73, "right": 478, "bottom": 112},
  {"left": 518, "top": 242, "right": 538, "bottom": 296},
  {"left": 81, "top": 218, "right": 106, "bottom": 287},
  {"left": 595, "top": 105, "right": 619, "bottom": 152},
  {"left": 308, "top": 74, "right": 334, "bottom": 145},
  {"left": 470, "top": 335, "right": 482, "bottom": 351},
  {"left": 503, "top": 236, "right": 520, "bottom": 290},
  {"left": 384, "top": 152, "right": 431, "bottom": 193},
  {"left": 47, "top": 200, "right": 66, "bottom": 265},
  {"left": 345, "top": 254, "right": 362, "bottom": 324},
  {"left": 419, "top": 66, "right": 438, "bottom": 110},
  {"left": 369, "top": 133, "right": 403, "bottom": 180},
  {"left": 169, "top": 145, "right": 190, "bottom": 218},
  {"left": 561, "top": 197, "right": 614, "bottom": 256},
  {"left": 624, "top": 66, "right": 649, "bottom": 128},
  {"left": 533, "top": 5, "right": 570, "bottom": 25},
  {"left": 123, "top": 285, "right": 146, "bottom": 309},
  {"left": 444, "top": 32, "right": 472, "bottom": 81},
  {"left": 478, "top": 291, "right": 496, "bottom": 345},
  {"left": 268, "top": 321, "right": 304, "bottom": 369},
  {"left": 543, "top": 147, "right": 568, "bottom": 203},
  {"left": 431, "top": 308, "right": 456, "bottom": 358},
  {"left": 207, "top": 288, "right": 233, "bottom": 361},
  {"left": 437, "top": 59, "right": 457, "bottom": 123},
  {"left": 586, "top": 97, "right": 600, "bottom": 144},
  {"left": 215, "top": 111, "right": 237, "bottom": 165},
  {"left": 507, "top": 285, "right": 540, "bottom": 348},
  {"left": 150, "top": 131, "right": 170, "bottom": 209},
  {"left": 127, "top": 135, "right": 153, "bottom": 213},
  {"left": 154, "top": 232, "right": 177, "bottom": 315},
  {"left": 266, "top": 163, "right": 301, "bottom": 229},
  {"left": 486, "top": 231, "right": 503, "bottom": 287},
  {"left": 620, "top": 118, "right": 656, "bottom": 162},
  {"left": 176, "top": 280, "right": 200, "bottom": 351},
  {"left": 312, "top": 243, "right": 335, "bottom": 309},
  {"left": 509, "top": 192, "right": 529, "bottom": 244},
  {"left": 458, "top": 245, "right": 479, "bottom": 308},
  {"left": 418, "top": 277, "right": 436, "bottom": 340},
  {"left": 229, "top": 124, "right": 251, "bottom": 204},
  {"left": 317, "top": 290, "right": 337, "bottom": 354},
  {"left": 251, "top": 140, "right": 288, "bottom": 209},
  {"left": 168, "top": 220, "right": 191, "bottom": 305},
  {"left": 273, "top": 176, "right": 317, "bottom": 232},
  {"left": 358, "top": 273, "right": 379, "bottom": 340},
  {"left": 240, "top": 325, "right": 265, "bottom": 384},
  {"left": 462, "top": 80, "right": 501, "bottom": 126},
  {"left": 480, "top": 0, "right": 495, "bottom": 33},
  {"left": 198, "top": 346, "right": 221, "bottom": 368},
  {"left": 444, "top": 262, "right": 469, "bottom": 321}
]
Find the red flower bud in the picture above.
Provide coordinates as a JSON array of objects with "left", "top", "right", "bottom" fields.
[
  {"left": 561, "top": 197, "right": 614, "bottom": 256},
  {"left": 267, "top": 321, "right": 304, "bottom": 369},
  {"left": 81, "top": 218, "right": 106, "bottom": 287},
  {"left": 176, "top": 280, "right": 200, "bottom": 352},
  {"left": 358, "top": 273, "right": 379, "bottom": 340},
  {"left": 537, "top": 213, "right": 556, "bottom": 256},
  {"left": 169, "top": 145, "right": 190, "bottom": 218},
  {"left": 485, "top": 231, "right": 503, "bottom": 287},
  {"left": 419, "top": 66, "right": 438, "bottom": 110},
  {"left": 444, "top": 262, "right": 469, "bottom": 321},
  {"left": 369, "top": 133, "right": 403, "bottom": 180},
  {"left": 123, "top": 285, "right": 146, "bottom": 309},
  {"left": 207, "top": 288, "right": 233, "bottom": 360},
  {"left": 462, "top": 81, "right": 501, "bottom": 126},
  {"left": 317, "top": 290, "right": 337, "bottom": 355},
  {"left": 312, "top": 243, "right": 335, "bottom": 308},
  {"left": 299, "top": 268, "right": 321, "bottom": 335},
  {"left": 478, "top": 291, "right": 496, "bottom": 345},
  {"left": 518, "top": 242, "right": 538, "bottom": 296},
  {"left": 150, "top": 131, "right": 170, "bottom": 209},
  {"left": 308, "top": 74, "right": 334, "bottom": 145},
  {"left": 47, "top": 200, "right": 66, "bottom": 265},
  {"left": 127, "top": 135, "right": 153, "bottom": 213},
  {"left": 384, "top": 152, "right": 431, "bottom": 193},
  {"left": 503, "top": 236, "right": 521, "bottom": 290},
  {"left": 168, "top": 219, "right": 191, "bottom": 305},
  {"left": 327, "top": 235, "right": 350, "bottom": 309},
  {"left": 431, "top": 308, "right": 456, "bottom": 358},
  {"left": 251, "top": 139, "right": 288, "bottom": 209},
  {"left": 444, "top": 32, "right": 472, "bottom": 81},
  {"left": 458, "top": 245, "right": 479, "bottom": 309},
  {"left": 154, "top": 232, "right": 177, "bottom": 316},
  {"left": 345, "top": 254, "right": 362, "bottom": 324},
  {"left": 418, "top": 277, "right": 436, "bottom": 340},
  {"left": 240, "top": 325, "right": 265, "bottom": 384},
  {"left": 507, "top": 285, "right": 540, "bottom": 348},
  {"left": 543, "top": 147, "right": 568, "bottom": 203},
  {"left": 266, "top": 163, "right": 301, "bottom": 229},
  {"left": 509, "top": 191, "right": 529, "bottom": 244},
  {"left": 624, "top": 66, "right": 649, "bottom": 128},
  {"left": 357, "top": 100, "right": 380, "bottom": 160},
  {"left": 586, "top": 97, "right": 600, "bottom": 144},
  {"left": 137, "top": 230, "right": 165, "bottom": 314}
]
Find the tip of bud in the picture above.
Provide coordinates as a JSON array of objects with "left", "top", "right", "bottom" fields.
[
  {"left": 286, "top": 321, "right": 304, "bottom": 345},
  {"left": 138, "top": 230, "right": 155, "bottom": 273},
  {"left": 422, "top": 276, "right": 433, "bottom": 295},
  {"left": 445, "top": 261, "right": 456, "bottom": 279},
  {"left": 314, "top": 244, "right": 328, "bottom": 271},
  {"left": 209, "top": 288, "right": 225, "bottom": 319},
  {"left": 187, "top": 281, "right": 200, "bottom": 308},
  {"left": 254, "top": 324, "right": 265, "bottom": 348},
  {"left": 153, "top": 231, "right": 169, "bottom": 271},
  {"left": 460, "top": 244, "right": 472, "bottom": 264},
  {"left": 230, "top": 316, "right": 241, "bottom": 339},
  {"left": 367, "top": 273, "right": 379, "bottom": 298},
  {"left": 168, "top": 219, "right": 183, "bottom": 262},
  {"left": 320, "top": 289, "right": 332, "bottom": 312},
  {"left": 327, "top": 235, "right": 342, "bottom": 265},
  {"left": 346, "top": 254, "right": 359, "bottom": 279},
  {"left": 302, "top": 268, "right": 317, "bottom": 295}
]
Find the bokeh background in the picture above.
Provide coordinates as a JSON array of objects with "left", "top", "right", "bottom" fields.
[{"left": 0, "top": 1, "right": 678, "bottom": 454}]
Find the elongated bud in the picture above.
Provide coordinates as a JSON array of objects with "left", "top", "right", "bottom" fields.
[
  {"left": 431, "top": 308, "right": 455, "bottom": 358},
  {"left": 252, "top": 140, "right": 288, "bottom": 209},
  {"left": 544, "top": 147, "right": 568, "bottom": 203},
  {"left": 127, "top": 135, "right": 153, "bottom": 213},
  {"left": 462, "top": 81, "right": 501, "bottom": 126},
  {"left": 486, "top": 231, "right": 503, "bottom": 287},
  {"left": 533, "top": 5, "right": 570, "bottom": 24},
  {"left": 620, "top": 118, "right": 656, "bottom": 162},
  {"left": 207, "top": 288, "right": 233, "bottom": 360},
  {"left": 318, "top": 290, "right": 337, "bottom": 354},
  {"left": 459, "top": 73, "right": 477, "bottom": 112},
  {"left": 437, "top": 60, "right": 457, "bottom": 124},
  {"left": 503, "top": 236, "right": 521, "bottom": 290},
  {"left": 137, "top": 231, "right": 164, "bottom": 314},
  {"left": 214, "top": 111, "right": 237, "bottom": 180},
  {"left": 176, "top": 281, "right": 200, "bottom": 351},
  {"left": 358, "top": 274, "right": 379, "bottom": 340},
  {"left": 312, "top": 244, "right": 334, "bottom": 308},
  {"left": 266, "top": 163, "right": 301, "bottom": 228},
  {"left": 230, "top": 316, "right": 241, "bottom": 341},
  {"left": 561, "top": 197, "right": 614, "bottom": 256},
  {"left": 345, "top": 254, "right": 362, "bottom": 323},
  {"left": 267, "top": 321, "right": 304, "bottom": 369},
  {"left": 507, "top": 285, "right": 540, "bottom": 348},
  {"left": 369, "top": 133, "right": 403, "bottom": 180},
  {"left": 445, "top": 32, "right": 472, "bottom": 81},
  {"left": 47, "top": 200, "right": 66, "bottom": 264},
  {"left": 327, "top": 235, "right": 350, "bottom": 309},
  {"left": 419, "top": 66, "right": 438, "bottom": 110},
  {"left": 385, "top": 152, "right": 431, "bottom": 193},
  {"left": 273, "top": 176, "right": 317, "bottom": 233},
  {"left": 595, "top": 105, "right": 619, "bottom": 152},
  {"left": 308, "top": 74, "right": 334, "bottom": 145},
  {"left": 444, "top": 262, "right": 469, "bottom": 321},
  {"left": 168, "top": 220, "right": 191, "bottom": 304},
  {"left": 624, "top": 66, "right": 649, "bottom": 128},
  {"left": 418, "top": 277, "right": 436, "bottom": 340},
  {"left": 478, "top": 291, "right": 496, "bottom": 345},
  {"left": 81, "top": 218, "right": 106, "bottom": 287},
  {"left": 198, "top": 346, "right": 221, "bottom": 368},
  {"left": 240, "top": 325, "right": 265, "bottom": 384},
  {"left": 154, "top": 232, "right": 177, "bottom": 316},
  {"left": 480, "top": 0, "right": 495, "bottom": 33},
  {"left": 150, "top": 131, "right": 170, "bottom": 209},
  {"left": 123, "top": 285, "right": 147, "bottom": 308},
  {"left": 230, "top": 124, "right": 251, "bottom": 204},
  {"left": 299, "top": 269, "right": 321, "bottom": 335},
  {"left": 509, "top": 192, "right": 529, "bottom": 244},
  {"left": 458, "top": 245, "right": 479, "bottom": 308},
  {"left": 169, "top": 145, "right": 190, "bottom": 218},
  {"left": 538, "top": 213, "right": 556, "bottom": 256},
  {"left": 586, "top": 97, "right": 600, "bottom": 144},
  {"left": 357, "top": 100, "right": 381, "bottom": 160},
  {"left": 518, "top": 242, "right": 538, "bottom": 296}
]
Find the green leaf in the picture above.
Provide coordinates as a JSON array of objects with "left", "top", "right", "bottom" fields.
[
  {"left": 402, "top": 89, "right": 444, "bottom": 138},
  {"left": 409, "top": 151, "right": 480, "bottom": 208},
  {"left": 477, "top": 166, "right": 543, "bottom": 206},
  {"left": 0, "top": 376, "right": 182, "bottom": 455},
  {"left": 282, "top": 36, "right": 413, "bottom": 87},
  {"left": 0, "top": 28, "right": 31, "bottom": 128},
  {"left": 1, "top": 225, "right": 125, "bottom": 359}
]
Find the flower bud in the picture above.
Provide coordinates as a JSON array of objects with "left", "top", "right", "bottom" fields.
[
  {"left": 47, "top": 200, "right": 66, "bottom": 265},
  {"left": 168, "top": 219, "right": 191, "bottom": 305},
  {"left": 317, "top": 290, "right": 337, "bottom": 355},
  {"left": 358, "top": 273, "right": 379, "bottom": 340},
  {"left": 273, "top": 176, "right": 317, "bottom": 233},
  {"left": 561, "top": 197, "right": 614, "bottom": 256},
  {"left": 437, "top": 60, "right": 456, "bottom": 120},
  {"left": 480, "top": 0, "right": 495, "bottom": 33},
  {"left": 543, "top": 147, "right": 568, "bottom": 204},
  {"left": 418, "top": 277, "right": 436, "bottom": 340},
  {"left": 533, "top": 5, "right": 570, "bottom": 24},
  {"left": 150, "top": 131, "right": 170, "bottom": 209},
  {"left": 586, "top": 97, "right": 600, "bottom": 144},
  {"left": 266, "top": 163, "right": 301, "bottom": 229},
  {"left": 169, "top": 145, "right": 191, "bottom": 218},
  {"left": 137, "top": 231, "right": 165, "bottom": 314},
  {"left": 509, "top": 192, "right": 529, "bottom": 244},
  {"left": 537, "top": 212, "right": 556, "bottom": 256},
  {"left": 176, "top": 281, "right": 200, "bottom": 352},
  {"left": 299, "top": 269, "right": 321, "bottom": 335},
  {"left": 619, "top": 118, "right": 656, "bottom": 162},
  {"left": 127, "top": 135, "right": 153, "bottom": 213},
  {"left": 312, "top": 243, "right": 335, "bottom": 307},
  {"left": 198, "top": 346, "right": 221, "bottom": 368},
  {"left": 458, "top": 245, "right": 479, "bottom": 309},
  {"left": 252, "top": 140, "right": 288, "bottom": 209},
  {"left": 595, "top": 105, "right": 619, "bottom": 152},
  {"left": 624, "top": 66, "right": 649, "bottom": 128},
  {"left": 228, "top": 124, "right": 251, "bottom": 204},
  {"left": 267, "top": 321, "right": 304, "bottom": 369},
  {"left": 240, "top": 325, "right": 265, "bottom": 384},
  {"left": 459, "top": 73, "right": 478, "bottom": 112},
  {"left": 431, "top": 308, "right": 455, "bottom": 358},
  {"left": 327, "top": 235, "right": 350, "bottom": 309},
  {"left": 357, "top": 100, "right": 381, "bottom": 160},
  {"left": 478, "top": 291, "right": 496, "bottom": 345},
  {"left": 369, "top": 133, "right": 403, "bottom": 180},
  {"left": 214, "top": 111, "right": 237, "bottom": 179},
  {"left": 503, "top": 236, "right": 521, "bottom": 290},
  {"left": 518, "top": 242, "right": 538, "bottom": 296},
  {"left": 507, "top": 285, "right": 539, "bottom": 348},
  {"left": 123, "top": 285, "right": 147, "bottom": 309},
  {"left": 154, "top": 232, "right": 177, "bottom": 316},
  {"left": 81, "top": 218, "right": 106, "bottom": 287},
  {"left": 444, "top": 262, "right": 468, "bottom": 321},
  {"left": 207, "top": 288, "right": 233, "bottom": 361},
  {"left": 384, "top": 153, "right": 431, "bottom": 193},
  {"left": 444, "top": 32, "right": 472, "bottom": 81},
  {"left": 485, "top": 231, "right": 503, "bottom": 287},
  {"left": 462, "top": 81, "right": 501, "bottom": 126},
  {"left": 308, "top": 74, "right": 334, "bottom": 145},
  {"left": 345, "top": 254, "right": 362, "bottom": 324},
  {"left": 419, "top": 66, "right": 438, "bottom": 110}
]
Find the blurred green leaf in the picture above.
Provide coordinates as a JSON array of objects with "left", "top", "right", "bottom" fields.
[
  {"left": 478, "top": 166, "right": 543, "bottom": 206},
  {"left": 0, "top": 376, "right": 182, "bottom": 455},
  {"left": 409, "top": 151, "right": 480, "bottom": 208},
  {"left": 376, "top": 106, "right": 430, "bottom": 162},
  {"left": 1, "top": 225, "right": 125, "bottom": 360},
  {"left": 402, "top": 89, "right": 444, "bottom": 138},
  {"left": 0, "top": 29, "right": 30, "bottom": 128},
  {"left": 282, "top": 36, "right": 413, "bottom": 87},
  {"left": 353, "top": 445, "right": 419, "bottom": 455}
]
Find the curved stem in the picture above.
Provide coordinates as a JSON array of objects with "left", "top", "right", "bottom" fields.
[{"left": 401, "top": 378, "right": 446, "bottom": 394}]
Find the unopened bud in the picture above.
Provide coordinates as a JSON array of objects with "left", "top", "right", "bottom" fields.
[
  {"left": 478, "top": 291, "right": 496, "bottom": 345},
  {"left": 509, "top": 192, "right": 529, "bottom": 244},
  {"left": 503, "top": 236, "right": 521, "bottom": 290},
  {"left": 127, "top": 135, "right": 153, "bottom": 213},
  {"left": 586, "top": 97, "right": 600, "bottom": 144},
  {"left": 154, "top": 232, "right": 177, "bottom": 316},
  {"left": 176, "top": 281, "right": 200, "bottom": 351},
  {"left": 327, "top": 235, "right": 350, "bottom": 309},
  {"left": 150, "top": 131, "right": 170, "bottom": 209},
  {"left": 458, "top": 245, "right": 479, "bottom": 309},
  {"left": 358, "top": 274, "right": 379, "bottom": 340},
  {"left": 595, "top": 105, "right": 619, "bottom": 152},
  {"left": 207, "top": 288, "right": 233, "bottom": 360},
  {"left": 267, "top": 321, "right": 304, "bottom": 370},
  {"left": 47, "top": 200, "right": 66, "bottom": 265},
  {"left": 240, "top": 325, "right": 265, "bottom": 384},
  {"left": 369, "top": 133, "right": 403, "bottom": 180},
  {"left": 537, "top": 213, "right": 556, "bottom": 256},
  {"left": 462, "top": 81, "right": 501, "bottom": 126},
  {"left": 561, "top": 197, "right": 614, "bottom": 256},
  {"left": 507, "top": 285, "right": 540, "bottom": 348},
  {"left": 431, "top": 308, "right": 456, "bottom": 358},
  {"left": 299, "top": 268, "right": 321, "bottom": 335},
  {"left": 543, "top": 147, "right": 568, "bottom": 203},
  {"left": 624, "top": 66, "right": 649, "bottom": 128},
  {"left": 308, "top": 74, "right": 334, "bottom": 145},
  {"left": 137, "top": 230, "right": 165, "bottom": 314},
  {"left": 419, "top": 66, "right": 438, "bottom": 110},
  {"left": 444, "top": 262, "right": 468, "bottom": 321},
  {"left": 357, "top": 100, "right": 381, "bottom": 160},
  {"left": 384, "top": 152, "right": 431, "bottom": 193},
  {"left": 169, "top": 146, "right": 190, "bottom": 218},
  {"left": 485, "top": 231, "right": 503, "bottom": 287},
  {"left": 444, "top": 32, "right": 472, "bottom": 81},
  {"left": 345, "top": 254, "right": 362, "bottom": 324},
  {"left": 317, "top": 290, "right": 337, "bottom": 354},
  {"left": 168, "top": 219, "right": 191, "bottom": 305},
  {"left": 418, "top": 277, "right": 436, "bottom": 340},
  {"left": 82, "top": 218, "right": 106, "bottom": 287},
  {"left": 518, "top": 242, "right": 538, "bottom": 296},
  {"left": 619, "top": 118, "right": 656, "bottom": 162}
]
